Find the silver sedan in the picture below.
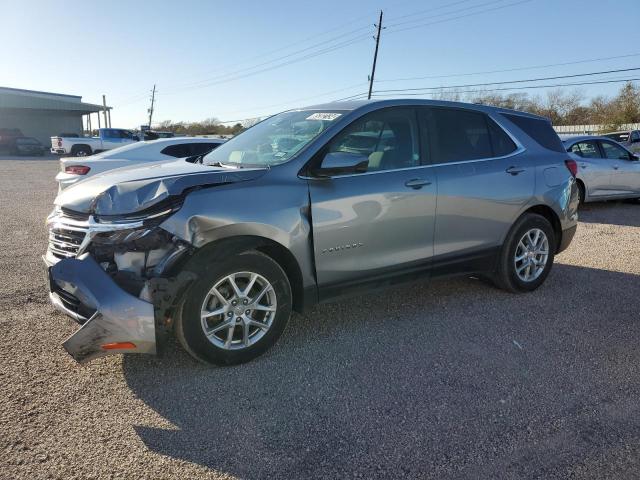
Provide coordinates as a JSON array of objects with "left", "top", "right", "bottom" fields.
[{"left": 563, "top": 135, "right": 640, "bottom": 203}]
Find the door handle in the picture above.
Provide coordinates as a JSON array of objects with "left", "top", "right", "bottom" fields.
[
  {"left": 580, "top": 164, "right": 587, "bottom": 169},
  {"left": 404, "top": 178, "right": 432, "bottom": 189},
  {"left": 613, "top": 165, "right": 619, "bottom": 170},
  {"left": 505, "top": 166, "right": 525, "bottom": 175}
]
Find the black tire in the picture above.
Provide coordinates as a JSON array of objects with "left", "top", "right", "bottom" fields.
[
  {"left": 493, "top": 213, "right": 556, "bottom": 293},
  {"left": 175, "top": 250, "right": 292, "bottom": 366},
  {"left": 577, "top": 181, "right": 586, "bottom": 205},
  {"left": 71, "top": 145, "right": 91, "bottom": 157}
]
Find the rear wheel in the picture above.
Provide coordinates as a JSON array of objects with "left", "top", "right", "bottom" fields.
[
  {"left": 175, "top": 250, "right": 292, "bottom": 366},
  {"left": 493, "top": 213, "right": 555, "bottom": 293},
  {"left": 71, "top": 145, "right": 91, "bottom": 157}
]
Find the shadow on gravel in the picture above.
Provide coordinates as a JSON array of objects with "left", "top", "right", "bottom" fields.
[
  {"left": 123, "top": 264, "right": 640, "bottom": 479},
  {"left": 578, "top": 201, "right": 640, "bottom": 227}
]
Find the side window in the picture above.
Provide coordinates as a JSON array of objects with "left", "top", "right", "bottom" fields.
[
  {"left": 600, "top": 141, "right": 631, "bottom": 160},
  {"left": 569, "top": 144, "right": 582, "bottom": 156},
  {"left": 573, "top": 141, "right": 600, "bottom": 159},
  {"left": 160, "top": 144, "right": 191, "bottom": 158},
  {"left": 487, "top": 117, "right": 517, "bottom": 156},
  {"left": 427, "top": 108, "right": 493, "bottom": 163},
  {"left": 327, "top": 108, "right": 420, "bottom": 172},
  {"left": 631, "top": 131, "right": 640, "bottom": 143},
  {"left": 103, "top": 129, "right": 116, "bottom": 139},
  {"left": 190, "top": 143, "right": 219, "bottom": 156}
]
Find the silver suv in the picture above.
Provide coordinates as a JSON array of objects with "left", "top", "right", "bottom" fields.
[{"left": 45, "top": 100, "right": 579, "bottom": 366}]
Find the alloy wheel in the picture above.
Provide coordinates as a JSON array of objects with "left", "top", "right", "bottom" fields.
[
  {"left": 200, "top": 271, "right": 277, "bottom": 350},
  {"left": 514, "top": 228, "right": 549, "bottom": 282}
]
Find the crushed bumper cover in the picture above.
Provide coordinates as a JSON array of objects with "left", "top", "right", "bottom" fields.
[{"left": 49, "top": 254, "right": 156, "bottom": 363}]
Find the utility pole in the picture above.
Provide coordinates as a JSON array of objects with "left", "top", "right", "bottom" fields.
[
  {"left": 368, "top": 10, "right": 383, "bottom": 100},
  {"left": 148, "top": 84, "right": 156, "bottom": 129},
  {"left": 102, "top": 95, "right": 109, "bottom": 127}
]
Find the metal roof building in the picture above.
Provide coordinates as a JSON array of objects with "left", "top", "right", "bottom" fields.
[{"left": 0, "top": 87, "right": 111, "bottom": 147}]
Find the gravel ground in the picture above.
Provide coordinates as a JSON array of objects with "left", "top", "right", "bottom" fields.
[{"left": 1, "top": 158, "right": 639, "bottom": 480}]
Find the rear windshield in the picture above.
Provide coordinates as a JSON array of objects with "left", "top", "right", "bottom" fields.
[
  {"left": 603, "top": 132, "right": 629, "bottom": 143},
  {"left": 501, "top": 113, "right": 565, "bottom": 153}
]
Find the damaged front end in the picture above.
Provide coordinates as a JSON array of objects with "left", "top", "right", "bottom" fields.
[{"left": 45, "top": 204, "right": 193, "bottom": 363}]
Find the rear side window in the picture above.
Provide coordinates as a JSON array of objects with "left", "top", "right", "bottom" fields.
[
  {"left": 501, "top": 113, "right": 564, "bottom": 152},
  {"left": 423, "top": 108, "right": 516, "bottom": 163},
  {"left": 487, "top": 117, "right": 517, "bottom": 156},
  {"left": 190, "top": 142, "right": 220, "bottom": 155},
  {"left": 161, "top": 144, "right": 192, "bottom": 158},
  {"left": 161, "top": 142, "right": 220, "bottom": 158}
]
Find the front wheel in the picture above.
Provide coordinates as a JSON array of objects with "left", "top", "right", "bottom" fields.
[
  {"left": 493, "top": 213, "right": 556, "bottom": 293},
  {"left": 175, "top": 251, "right": 292, "bottom": 365}
]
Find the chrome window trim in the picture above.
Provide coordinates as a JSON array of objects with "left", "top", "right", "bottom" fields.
[
  {"left": 300, "top": 107, "right": 527, "bottom": 180},
  {"left": 299, "top": 147, "right": 526, "bottom": 180}
]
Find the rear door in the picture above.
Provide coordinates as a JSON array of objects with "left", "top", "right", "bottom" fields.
[
  {"left": 568, "top": 140, "right": 612, "bottom": 198},
  {"left": 308, "top": 107, "right": 437, "bottom": 294},
  {"left": 419, "top": 107, "right": 533, "bottom": 272},
  {"left": 599, "top": 139, "right": 640, "bottom": 195}
]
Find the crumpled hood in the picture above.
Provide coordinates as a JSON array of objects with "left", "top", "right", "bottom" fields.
[{"left": 55, "top": 159, "right": 267, "bottom": 215}]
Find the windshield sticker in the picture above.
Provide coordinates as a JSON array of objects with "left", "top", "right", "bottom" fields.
[{"left": 306, "top": 112, "right": 342, "bottom": 121}]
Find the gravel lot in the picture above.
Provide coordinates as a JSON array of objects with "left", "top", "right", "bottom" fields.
[{"left": 1, "top": 157, "right": 639, "bottom": 480}]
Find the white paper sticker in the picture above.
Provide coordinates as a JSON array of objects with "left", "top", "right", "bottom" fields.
[{"left": 306, "top": 112, "right": 342, "bottom": 121}]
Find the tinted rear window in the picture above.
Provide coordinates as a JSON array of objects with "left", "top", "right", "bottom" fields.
[
  {"left": 501, "top": 113, "right": 564, "bottom": 153},
  {"left": 423, "top": 108, "right": 517, "bottom": 163}
]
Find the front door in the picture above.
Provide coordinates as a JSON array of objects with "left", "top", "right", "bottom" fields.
[
  {"left": 599, "top": 140, "right": 640, "bottom": 195},
  {"left": 308, "top": 107, "right": 436, "bottom": 294}
]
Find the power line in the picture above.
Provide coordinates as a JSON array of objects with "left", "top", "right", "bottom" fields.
[
  {"left": 178, "top": 14, "right": 375, "bottom": 85},
  {"left": 369, "top": 67, "right": 640, "bottom": 94},
  {"left": 163, "top": 33, "right": 371, "bottom": 94},
  {"left": 168, "top": 0, "right": 474, "bottom": 92},
  {"left": 384, "top": 0, "right": 478, "bottom": 22},
  {"left": 377, "top": 53, "right": 640, "bottom": 83},
  {"left": 386, "top": 0, "right": 513, "bottom": 29},
  {"left": 368, "top": 77, "right": 640, "bottom": 97},
  {"left": 212, "top": 81, "right": 367, "bottom": 118},
  {"left": 385, "top": 0, "right": 533, "bottom": 36},
  {"left": 163, "top": 0, "right": 532, "bottom": 96}
]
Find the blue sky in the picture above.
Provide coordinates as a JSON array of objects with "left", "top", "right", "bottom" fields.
[{"left": 2, "top": 0, "right": 639, "bottom": 128}]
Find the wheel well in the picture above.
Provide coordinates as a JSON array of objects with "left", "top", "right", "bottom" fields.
[
  {"left": 189, "top": 236, "right": 306, "bottom": 313},
  {"left": 523, "top": 205, "right": 562, "bottom": 252},
  {"left": 71, "top": 144, "right": 91, "bottom": 153}
]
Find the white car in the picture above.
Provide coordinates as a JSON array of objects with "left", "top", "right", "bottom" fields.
[
  {"left": 563, "top": 135, "right": 640, "bottom": 203},
  {"left": 56, "top": 137, "right": 225, "bottom": 190}
]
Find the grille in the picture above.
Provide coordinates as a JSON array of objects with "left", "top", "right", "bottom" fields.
[{"left": 48, "top": 213, "right": 89, "bottom": 260}]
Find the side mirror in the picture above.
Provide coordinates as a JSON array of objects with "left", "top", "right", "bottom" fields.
[
  {"left": 632, "top": 154, "right": 639, "bottom": 161},
  {"left": 132, "top": 135, "right": 140, "bottom": 141},
  {"left": 312, "top": 151, "right": 369, "bottom": 177}
]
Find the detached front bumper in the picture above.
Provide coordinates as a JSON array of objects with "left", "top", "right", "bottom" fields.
[{"left": 48, "top": 254, "right": 156, "bottom": 363}]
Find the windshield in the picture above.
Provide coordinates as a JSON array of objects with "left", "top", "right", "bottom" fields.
[
  {"left": 203, "top": 110, "right": 346, "bottom": 167},
  {"left": 604, "top": 132, "right": 629, "bottom": 143}
]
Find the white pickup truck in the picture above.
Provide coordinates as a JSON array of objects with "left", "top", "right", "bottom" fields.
[{"left": 51, "top": 128, "right": 140, "bottom": 156}]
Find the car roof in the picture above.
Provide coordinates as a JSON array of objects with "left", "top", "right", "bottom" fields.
[
  {"left": 296, "top": 98, "right": 549, "bottom": 121},
  {"left": 562, "top": 135, "right": 617, "bottom": 144}
]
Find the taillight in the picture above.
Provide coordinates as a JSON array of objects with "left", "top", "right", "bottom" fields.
[
  {"left": 57, "top": 139, "right": 62, "bottom": 147},
  {"left": 564, "top": 159, "right": 577, "bottom": 177},
  {"left": 65, "top": 165, "right": 90, "bottom": 175}
]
